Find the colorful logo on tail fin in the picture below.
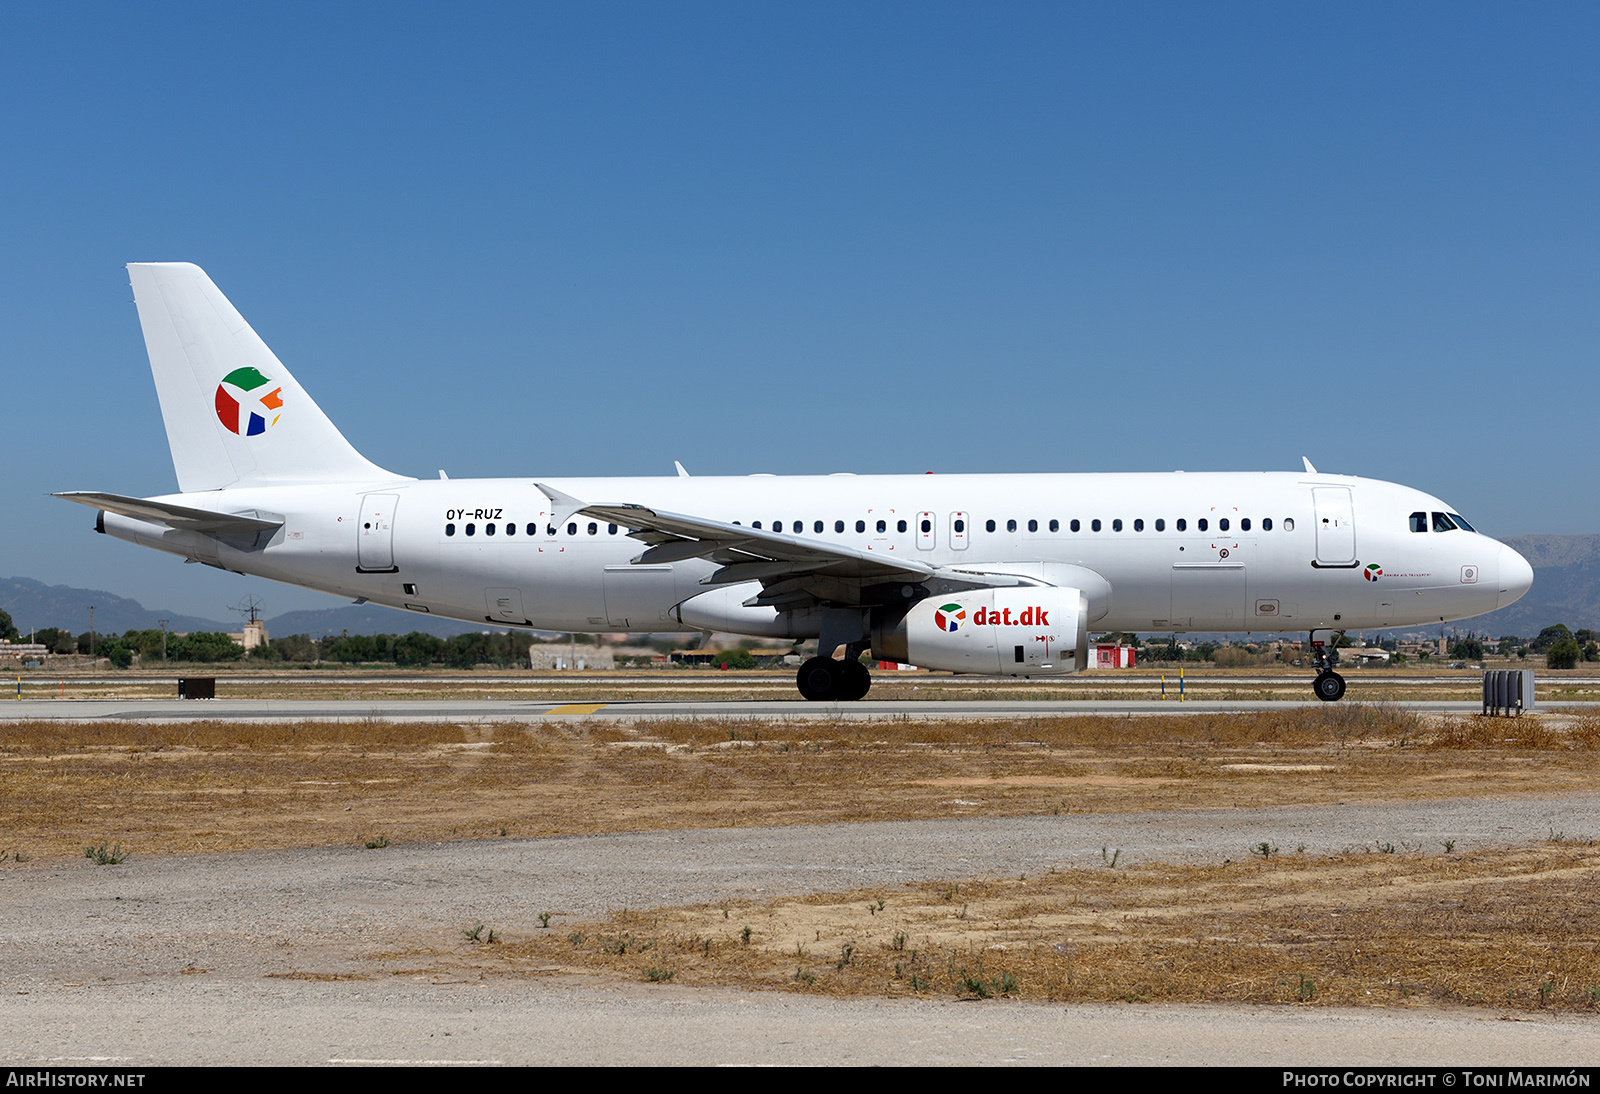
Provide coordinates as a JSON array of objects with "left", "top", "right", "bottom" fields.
[{"left": 214, "top": 367, "right": 283, "bottom": 436}]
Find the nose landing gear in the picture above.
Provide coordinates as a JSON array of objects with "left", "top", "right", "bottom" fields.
[{"left": 1309, "top": 629, "right": 1346, "bottom": 702}]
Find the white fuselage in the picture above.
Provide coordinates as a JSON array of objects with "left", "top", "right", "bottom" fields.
[{"left": 100, "top": 470, "right": 1532, "bottom": 638}]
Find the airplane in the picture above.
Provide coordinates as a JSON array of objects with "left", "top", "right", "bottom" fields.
[{"left": 56, "top": 263, "right": 1534, "bottom": 702}]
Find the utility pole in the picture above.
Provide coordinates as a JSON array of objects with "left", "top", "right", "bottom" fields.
[
  {"left": 88, "top": 606, "right": 95, "bottom": 660},
  {"left": 159, "top": 619, "right": 169, "bottom": 662}
]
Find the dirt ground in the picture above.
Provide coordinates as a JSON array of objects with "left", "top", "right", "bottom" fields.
[{"left": 6, "top": 704, "right": 1599, "bottom": 1013}]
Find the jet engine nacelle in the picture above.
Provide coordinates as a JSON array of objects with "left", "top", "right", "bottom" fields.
[{"left": 872, "top": 587, "right": 1089, "bottom": 676}]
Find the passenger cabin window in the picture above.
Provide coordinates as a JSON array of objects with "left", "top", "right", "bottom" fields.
[
  {"left": 1048, "top": 519, "right": 1059, "bottom": 532},
  {"left": 1176, "top": 519, "right": 1187, "bottom": 531},
  {"left": 1410, "top": 512, "right": 1428, "bottom": 533},
  {"left": 1283, "top": 518, "right": 1295, "bottom": 531},
  {"left": 1070, "top": 519, "right": 1080, "bottom": 532},
  {"left": 897, "top": 519, "right": 907, "bottom": 533},
  {"left": 466, "top": 523, "right": 476, "bottom": 536},
  {"left": 608, "top": 524, "right": 618, "bottom": 535},
  {"left": 953, "top": 519, "right": 965, "bottom": 532},
  {"left": 446, "top": 522, "right": 456, "bottom": 536},
  {"left": 920, "top": 518, "right": 932, "bottom": 533},
  {"left": 1112, "top": 519, "right": 1123, "bottom": 532},
  {"left": 1155, "top": 519, "right": 1165, "bottom": 532},
  {"left": 526, "top": 523, "right": 537, "bottom": 535},
  {"left": 815, "top": 521, "right": 824, "bottom": 534},
  {"left": 1262, "top": 518, "right": 1272, "bottom": 531},
  {"left": 1027, "top": 519, "right": 1038, "bottom": 532},
  {"left": 1133, "top": 518, "right": 1144, "bottom": 532},
  {"left": 835, "top": 520, "right": 845, "bottom": 533},
  {"left": 1006, "top": 519, "right": 1017, "bottom": 532},
  {"left": 752, "top": 521, "right": 762, "bottom": 529},
  {"left": 856, "top": 520, "right": 866, "bottom": 533},
  {"left": 566, "top": 522, "right": 577, "bottom": 536},
  {"left": 485, "top": 522, "right": 495, "bottom": 536},
  {"left": 1092, "top": 519, "right": 1102, "bottom": 532},
  {"left": 1219, "top": 518, "right": 1229, "bottom": 532},
  {"left": 505, "top": 522, "right": 515, "bottom": 535},
  {"left": 1198, "top": 518, "right": 1208, "bottom": 532},
  {"left": 877, "top": 519, "right": 887, "bottom": 533},
  {"left": 546, "top": 524, "right": 556, "bottom": 536},
  {"left": 985, "top": 520, "right": 996, "bottom": 533}
]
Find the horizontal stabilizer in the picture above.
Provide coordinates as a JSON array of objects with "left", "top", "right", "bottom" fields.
[{"left": 54, "top": 492, "right": 283, "bottom": 535}]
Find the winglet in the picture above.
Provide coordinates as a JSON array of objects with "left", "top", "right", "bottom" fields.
[
  {"left": 674, "top": 461, "right": 691, "bottom": 478},
  {"left": 1302, "top": 456, "right": 1318, "bottom": 474},
  {"left": 534, "top": 482, "right": 587, "bottom": 524}
]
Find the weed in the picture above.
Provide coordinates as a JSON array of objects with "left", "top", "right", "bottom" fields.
[
  {"left": 363, "top": 835, "right": 389, "bottom": 849},
  {"left": 741, "top": 925, "right": 752, "bottom": 946},
  {"left": 836, "top": 944, "right": 856, "bottom": 970},
  {"left": 957, "top": 903, "right": 968, "bottom": 920},
  {"left": 1101, "top": 846, "right": 1121, "bottom": 868},
  {"left": 794, "top": 967, "right": 816, "bottom": 986},
  {"left": 870, "top": 899, "right": 885, "bottom": 915},
  {"left": 567, "top": 931, "right": 585, "bottom": 945},
  {"left": 83, "top": 842, "right": 127, "bottom": 865},
  {"left": 1548, "top": 827, "right": 1566, "bottom": 843},
  {"left": 1374, "top": 841, "right": 1396, "bottom": 854},
  {"left": 537, "top": 912, "right": 553, "bottom": 929},
  {"left": 1296, "top": 844, "right": 1307, "bottom": 854},
  {"left": 893, "top": 931, "right": 908, "bottom": 952},
  {"left": 644, "top": 967, "right": 675, "bottom": 982},
  {"left": 954, "top": 967, "right": 992, "bottom": 998},
  {"left": 1443, "top": 839, "right": 1456, "bottom": 853},
  {"left": 1251, "top": 842, "right": 1278, "bottom": 859},
  {"left": 1585, "top": 986, "right": 1600, "bottom": 1004},
  {"left": 1297, "top": 974, "right": 1315, "bottom": 1000},
  {"left": 909, "top": 973, "right": 929, "bottom": 991},
  {"left": 462, "top": 921, "right": 489, "bottom": 942}
]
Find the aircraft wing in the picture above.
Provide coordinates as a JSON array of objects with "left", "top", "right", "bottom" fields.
[
  {"left": 53, "top": 491, "right": 284, "bottom": 536},
  {"left": 548, "top": 488, "right": 1038, "bottom": 611}
]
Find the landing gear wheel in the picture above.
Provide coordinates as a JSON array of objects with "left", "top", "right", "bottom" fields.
[
  {"left": 1313, "top": 671, "right": 1346, "bottom": 702},
  {"left": 797, "top": 657, "right": 841, "bottom": 701},
  {"left": 838, "top": 658, "right": 871, "bottom": 701}
]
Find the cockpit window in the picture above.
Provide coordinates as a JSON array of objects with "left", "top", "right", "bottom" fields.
[
  {"left": 1449, "top": 513, "right": 1475, "bottom": 532},
  {"left": 1431, "top": 512, "right": 1458, "bottom": 532},
  {"left": 1410, "top": 512, "right": 1428, "bottom": 533}
]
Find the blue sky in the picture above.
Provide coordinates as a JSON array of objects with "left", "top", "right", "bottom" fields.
[{"left": 2, "top": 3, "right": 1597, "bottom": 620}]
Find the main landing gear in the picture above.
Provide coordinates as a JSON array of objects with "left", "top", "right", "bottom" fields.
[
  {"left": 796, "top": 655, "right": 871, "bottom": 701},
  {"left": 1308, "top": 629, "right": 1346, "bottom": 702}
]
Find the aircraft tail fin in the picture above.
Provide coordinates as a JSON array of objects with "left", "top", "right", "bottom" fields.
[{"left": 127, "top": 262, "right": 407, "bottom": 492}]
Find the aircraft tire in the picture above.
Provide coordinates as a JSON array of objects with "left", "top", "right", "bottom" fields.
[
  {"left": 1312, "top": 670, "right": 1346, "bottom": 702},
  {"left": 838, "top": 658, "right": 871, "bottom": 701},
  {"left": 797, "top": 657, "right": 841, "bottom": 701}
]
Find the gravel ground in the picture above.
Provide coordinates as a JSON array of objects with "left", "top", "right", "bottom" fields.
[{"left": 4, "top": 793, "right": 1597, "bottom": 1065}]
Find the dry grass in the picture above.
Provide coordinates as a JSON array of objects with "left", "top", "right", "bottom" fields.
[
  {"left": 440, "top": 844, "right": 1600, "bottom": 1013},
  {"left": 2, "top": 707, "right": 1596, "bottom": 860},
  {"left": 9, "top": 705, "right": 1600, "bottom": 1012}
]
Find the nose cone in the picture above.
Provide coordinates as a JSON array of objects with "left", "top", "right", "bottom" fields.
[{"left": 1498, "top": 543, "right": 1534, "bottom": 609}]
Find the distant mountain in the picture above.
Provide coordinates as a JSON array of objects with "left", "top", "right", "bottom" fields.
[
  {"left": 0, "top": 577, "right": 228, "bottom": 636},
  {"left": 0, "top": 577, "right": 514, "bottom": 640},
  {"left": 1464, "top": 535, "right": 1600, "bottom": 638}
]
